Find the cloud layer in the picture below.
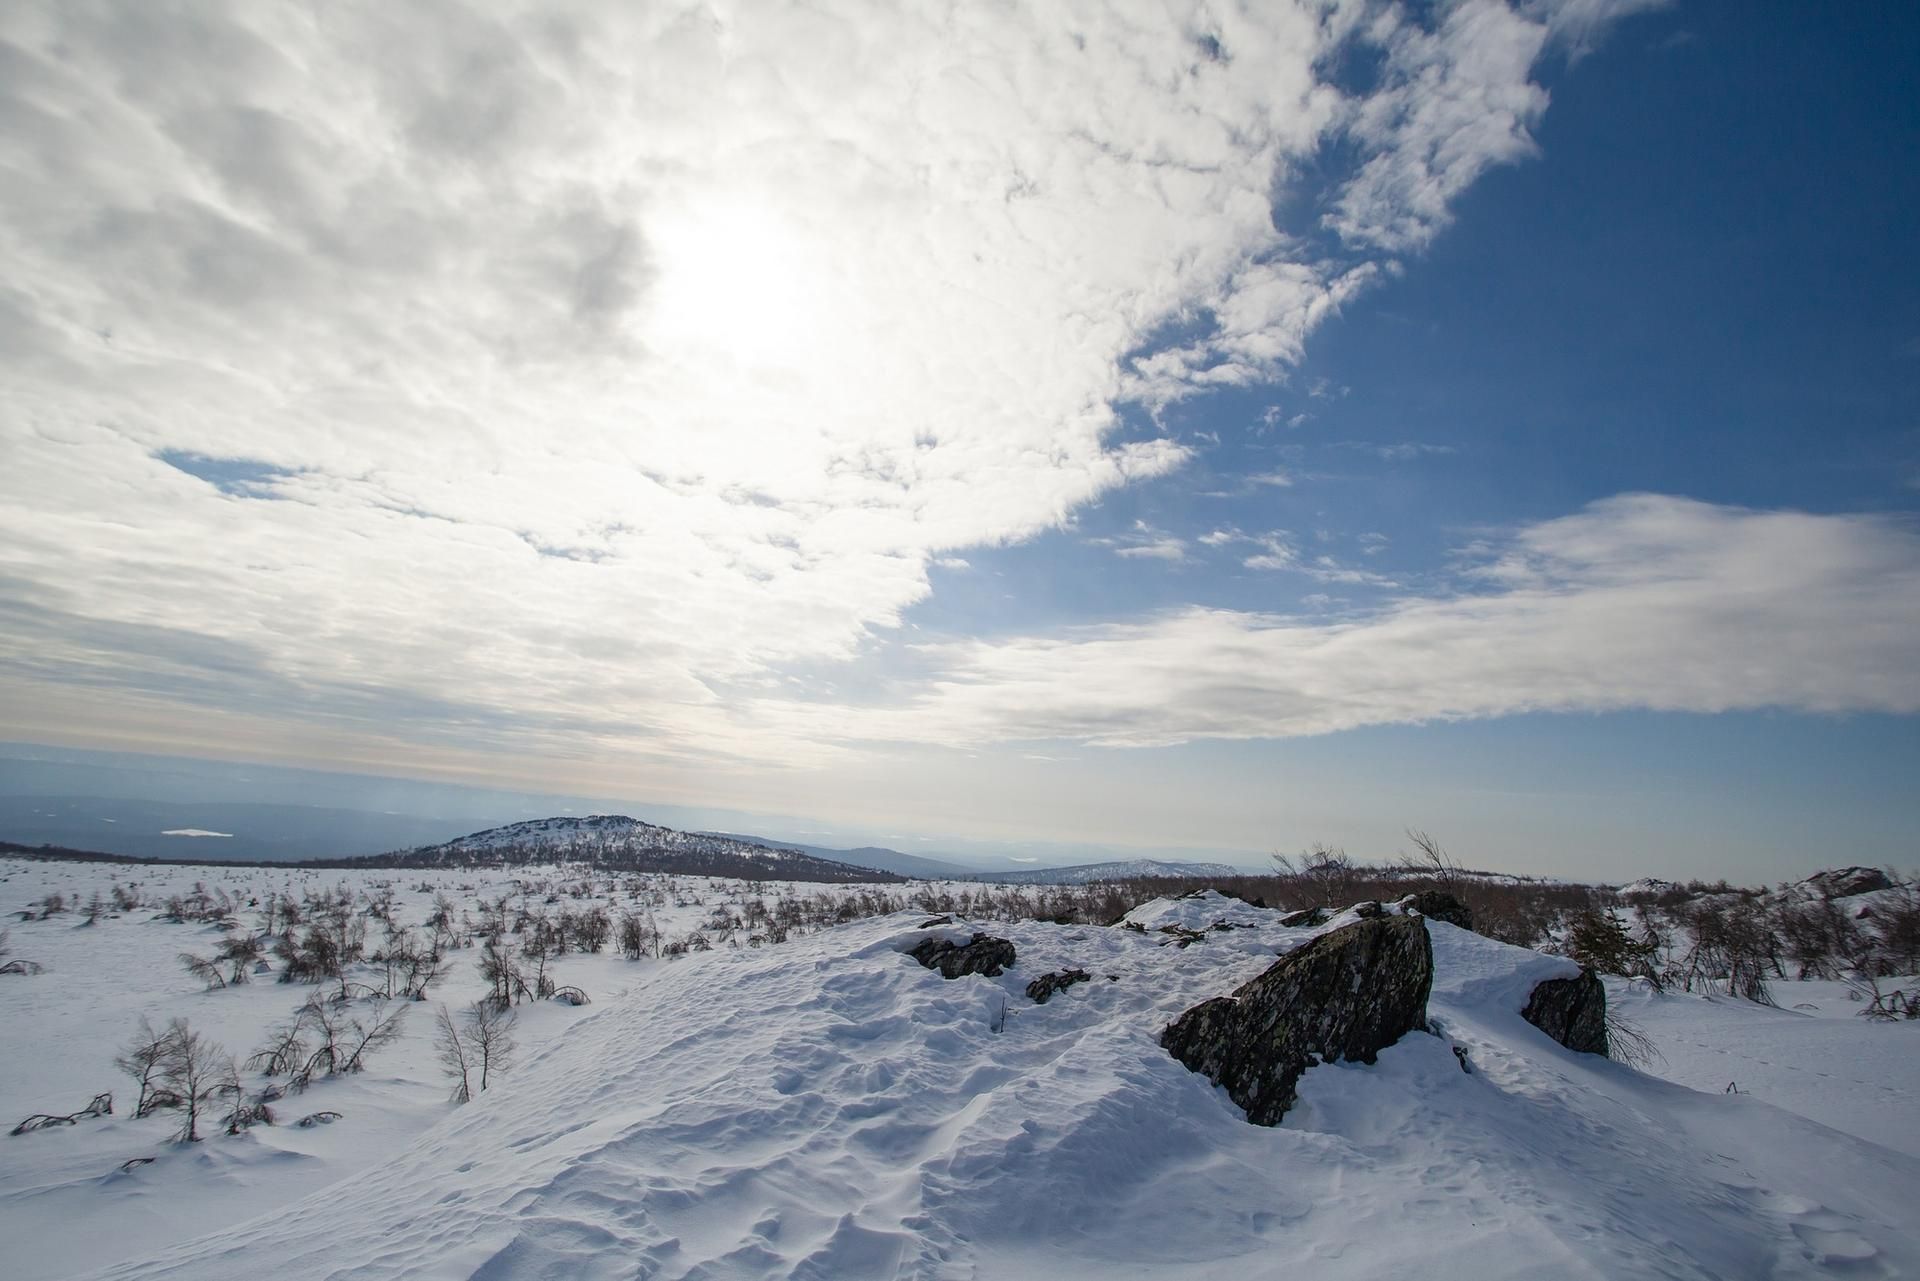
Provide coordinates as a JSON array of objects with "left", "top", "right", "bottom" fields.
[
  {"left": 0, "top": 0, "right": 1745, "bottom": 776},
  {"left": 752, "top": 496, "right": 1920, "bottom": 748}
]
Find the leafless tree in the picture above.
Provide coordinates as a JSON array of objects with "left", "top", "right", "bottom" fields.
[
  {"left": 116, "top": 1016, "right": 184, "bottom": 1118},
  {"left": 1401, "top": 829, "right": 1464, "bottom": 892},
  {"left": 574, "top": 906, "right": 611, "bottom": 954},
  {"left": 436, "top": 1000, "right": 517, "bottom": 1103},
  {"left": 468, "top": 1001, "right": 516, "bottom": 1093},
  {"left": 434, "top": 1004, "right": 474, "bottom": 1103},
  {"left": 1271, "top": 843, "right": 1357, "bottom": 907},
  {"left": 479, "top": 936, "right": 530, "bottom": 1008},
  {"left": 158, "top": 1019, "right": 232, "bottom": 1142}
]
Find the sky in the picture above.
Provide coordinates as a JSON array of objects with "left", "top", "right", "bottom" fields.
[{"left": 1, "top": 1, "right": 1916, "bottom": 881}]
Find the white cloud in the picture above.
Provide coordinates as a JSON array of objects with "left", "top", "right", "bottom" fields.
[
  {"left": 1115, "top": 541, "right": 1189, "bottom": 562},
  {"left": 745, "top": 497, "right": 1920, "bottom": 749},
  {"left": 1329, "top": 0, "right": 1553, "bottom": 252},
  {"left": 1334, "top": 441, "right": 1457, "bottom": 461},
  {"left": 1243, "top": 534, "right": 1299, "bottom": 571},
  {"left": 0, "top": 0, "right": 1658, "bottom": 773}
]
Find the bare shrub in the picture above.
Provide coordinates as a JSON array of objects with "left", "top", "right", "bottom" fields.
[
  {"left": 0, "top": 928, "right": 45, "bottom": 976},
  {"left": 285, "top": 996, "right": 407, "bottom": 1091},
  {"left": 11, "top": 1093, "right": 112, "bottom": 1135},
  {"left": 1604, "top": 1012, "right": 1662, "bottom": 1070}
]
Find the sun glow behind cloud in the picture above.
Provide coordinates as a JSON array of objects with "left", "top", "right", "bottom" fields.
[{"left": 646, "top": 198, "right": 824, "bottom": 374}]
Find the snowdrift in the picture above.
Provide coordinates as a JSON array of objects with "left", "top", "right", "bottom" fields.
[{"left": 86, "top": 894, "right": 1920, "bottom": 1280}]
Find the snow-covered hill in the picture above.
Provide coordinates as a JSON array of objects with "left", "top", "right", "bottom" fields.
[
  {"left": 72, "top": 890, "right": 1920, "bottom": 1280},
  {"left": 972, "top": 857, "right": 1247, "bottom": 884},
  {"left": 375, "top": 815, "right": 903, "bottom": 884}
]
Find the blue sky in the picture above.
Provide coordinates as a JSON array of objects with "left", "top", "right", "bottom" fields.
[{"left": 1, "top": 1, "right": 1916, "bottom": 880}]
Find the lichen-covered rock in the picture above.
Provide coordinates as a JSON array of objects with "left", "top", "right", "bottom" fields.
[
  {"left": 1521, "top": 970, "right": 1608, "bottom": 1056},
  {"left": 1400, "top": 890, "right": 1474, "bottom": 930},
  {"left": 909, "top": 932, "right": 1015, "bottom": 979},
  {"left": 1160, "top": 915, "right": 1434, "bottom": 1126},
  {"left": 1025, "top": 968, "right": 1091, "bottom": 1004}
]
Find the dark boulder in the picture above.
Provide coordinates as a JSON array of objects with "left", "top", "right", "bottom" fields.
[
  {"left": 909, "top": 932, "right": 1015, "bottom": 979},
  {"left": 1521, "top": 969, "right": 1608, "bottom": 1056},
  {"left": 1026, "top": 968, "right": 1091, "bottom": 1004},
  {"left": 1277, "top": 907, "right": 1327, "bottom": 928},
  {"left": 1400, "top": 890, "right": 1474, "bottom": 930},
  {"left": 1160, "top": 915, "right": 1434, "bottom": 1126}
]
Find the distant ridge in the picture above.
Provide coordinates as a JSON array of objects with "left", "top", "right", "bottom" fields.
[
  {"left": 362, "top": 814, "right": 906, "bottom": 884},
  {"left": 701, "top": 833, "right": 977, "bottom": 880},
  {"left": 970, "top": 857, "right": 1247, "bottom": 885}
]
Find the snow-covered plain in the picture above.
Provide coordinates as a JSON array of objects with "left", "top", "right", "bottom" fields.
[{"left": 2, "top": 863, "right": 1917, "bottom": 1279}]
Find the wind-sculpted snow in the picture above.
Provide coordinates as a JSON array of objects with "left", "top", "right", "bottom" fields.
[{"left": 87, "top": 895, "right": 1920, "bottom": 1280}]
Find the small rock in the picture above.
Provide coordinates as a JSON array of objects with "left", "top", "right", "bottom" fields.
[
  {"left": 1400, "top": 890, "right": 1474, "bottom": 930},
  {"left": 915, "top": 915, "right": 955, "bottom": 929},
  {"left": 1277, "top": 908, "right": 1327, "bottom": 928},
  {"left": 1026, "top": 968, "right": 1092, "bottom": 1004},
  {"left": 1521, "top": 970, "right": 1609, "bottom": 1056},
  {"left": 909, "top": 932, "right": 1016, "bottom": 979}
]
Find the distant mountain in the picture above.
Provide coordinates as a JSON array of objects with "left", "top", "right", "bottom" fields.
[
  {"left": 0, "top": 794, "right": 475, "bottom": 863},
  {"left": 971, "top": 857, "right": 1247, "bottom": 885},
  {"left": 702, "top": 833, "right": 977, "bottom": 880},
  {"left": 364, "top": 815, "right": 905, "bottom": 884}
]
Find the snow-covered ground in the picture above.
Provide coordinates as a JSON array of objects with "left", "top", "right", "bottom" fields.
[
  {"left": 1614, "top": 977, "right": 1920, "bottom": 1161},
  {"left": 3, "top": 866, "right": 1918, "bottom": 1279}
]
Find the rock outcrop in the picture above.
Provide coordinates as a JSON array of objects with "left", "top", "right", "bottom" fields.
[
  {"left": 1803, "top": 867, "right": 1892, "bottom": 900},
  {"left": 909, "top": 933, "right": 1016, "bottom": 979},
  {"left": 1400, "top": 890, "right": 1474, "bottom": 930},
  {"left": 1521, "top": 970, "right": 1608, "bottom": 1056},
  {"left": 1160, "top": 915, "right": 1434, "bottom": 1126},
  {"left": 1025, "top": 968, "right": 1091, "bottom": 1004}
]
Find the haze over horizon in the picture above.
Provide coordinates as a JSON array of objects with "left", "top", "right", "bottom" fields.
[{"left": 3, "top": 2, "right": 1917, "bottom": 882}]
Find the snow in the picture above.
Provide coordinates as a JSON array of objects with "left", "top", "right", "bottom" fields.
[
  {"left": 3, "top": 859, "right": 1918, "bottom": 1279},
  {"left": 1611, "top": 978, "right": 1920, "bottom": 1160}
]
